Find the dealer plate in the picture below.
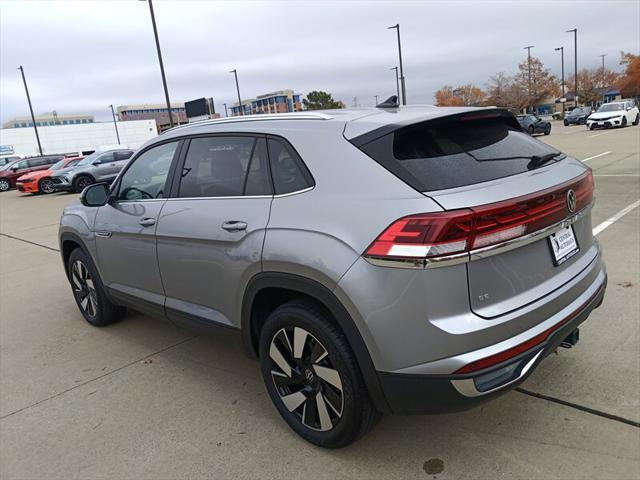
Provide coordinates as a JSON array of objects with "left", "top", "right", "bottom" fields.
[{"left": 549, "top": 225, "right": 579, "bottom": 265}]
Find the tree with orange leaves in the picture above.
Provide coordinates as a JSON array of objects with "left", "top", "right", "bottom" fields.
[{"left": 616, "top": 51, "right": 640, "bottom": 98}]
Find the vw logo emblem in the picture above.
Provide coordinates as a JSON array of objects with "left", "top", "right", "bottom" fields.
[{"left": 566, "top": 189, "right": 577, "bottom": 213}]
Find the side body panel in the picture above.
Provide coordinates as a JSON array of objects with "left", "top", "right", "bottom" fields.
[{"left": 156, "top": 197, "right": 271, "bottom": 328}]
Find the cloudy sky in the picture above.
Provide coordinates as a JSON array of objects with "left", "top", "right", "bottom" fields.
[{"left": 1, "top": 0, "right": 638, "bottom": 123}]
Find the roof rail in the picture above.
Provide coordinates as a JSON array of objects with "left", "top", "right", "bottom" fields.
[{"left": 163, "top": 112, "right": 333, "bottom": 134}]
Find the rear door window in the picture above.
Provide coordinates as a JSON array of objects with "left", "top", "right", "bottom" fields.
[
  {"left": 267, "top": 138, "right": 313, "bottom": 194},
  {"left": 356, "top": 115, "right": 562, "bottom": 192},
  {"left": 178, "top": 136, "right": 272, "bottom": 198}
]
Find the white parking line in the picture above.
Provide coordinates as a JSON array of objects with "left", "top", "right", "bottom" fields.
[
  {"left": 593, "top": 200, "right": 640, "bottom": 236},
  {"left": 588, "top": 130, "right": 616, "bottom": 138},
  {"left": 582, "top": 151, "right": 611, "bottom": 162}
]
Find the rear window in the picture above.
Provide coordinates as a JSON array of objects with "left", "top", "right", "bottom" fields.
[{"left": 357, "top": 115, "right": 561, "bottom": 192}]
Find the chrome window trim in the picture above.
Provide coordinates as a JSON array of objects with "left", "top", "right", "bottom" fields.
[
  {"left": 363, "top": 201, "right": 593, "bottom": 270},
  {"left": 159, "top": 185, "right": 315, "bottom": 202}
]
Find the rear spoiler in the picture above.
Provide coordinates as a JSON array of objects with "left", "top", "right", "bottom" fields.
[{"left": 348, "top": 108, "right": 520, "bottom": 148}]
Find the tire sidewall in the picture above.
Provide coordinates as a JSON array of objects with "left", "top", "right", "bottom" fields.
[
  {"left": 67, "top": 247, "right": 112, "bottom": 326},
  {"left": 74, "top": 175, "right": 93, "bottom": 193},
  {"left": 259, "top": 303, "right": 361, "bottom": 447},
  {"left": 39, "top": 178, "right": 54, "bottom": 194},
  {"left": 0, "top": 179, "right": 10, "bottom": 191}
]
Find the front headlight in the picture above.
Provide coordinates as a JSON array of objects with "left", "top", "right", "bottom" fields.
[{"left": 20, "top": 178, "right": 34, "bottom": 183}]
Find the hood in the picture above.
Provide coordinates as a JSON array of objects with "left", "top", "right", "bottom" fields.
[
  {"left": 51, "top": 166, "right": 76, "bottom": 177},
  {"left": 17, "top": 169, "right": 52, "bottom": 182},
  {"left": 589, "top": 111, "right": 623, "bottom": 119}
]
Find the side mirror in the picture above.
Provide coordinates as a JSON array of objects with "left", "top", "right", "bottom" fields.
[
  {"left": 10, "top": 167, "right": 18, "bottom": 172},
  {"left": 80, "top": 182, "right": 110, "bottom": 207}
]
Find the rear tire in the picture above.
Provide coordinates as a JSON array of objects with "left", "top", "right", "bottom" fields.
[
  {"left": 528, "top": 125, "right": 535, "bottom": 135},
  {"left": 67, "top": 248, "right": 125, "bottom": 326},
  {"left": 73, "top": 175, "right": 93, "bottom": 193},
  {"left": 39, "top": 178, "right": 55, "bottom": 194},
  {"left": 544, "top": 124, "right": 551, "bottom": 135},
  {"left": 633, "top": 114, "right": 639, "bottom": 126},
  {"left": 259, "top": 300, "right": 380, "bottom": 448},
  {"left": 0, "top": 179, "right": 10, "bottom": 192},
  {"left": 563, "top": 119, "right": 569, "bottom": 126}
]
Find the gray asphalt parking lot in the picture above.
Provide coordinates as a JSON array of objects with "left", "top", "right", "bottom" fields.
[{"left": 0, "top": 122, "right": 638, "bottom": 479}]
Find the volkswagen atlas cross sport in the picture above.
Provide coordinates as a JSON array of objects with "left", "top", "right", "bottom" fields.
[{"left": 59, "top": 106, "right": 607, "bottom": 448}]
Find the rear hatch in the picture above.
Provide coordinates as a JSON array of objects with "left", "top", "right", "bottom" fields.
[{"left": 351, "top": 109, "right": 596, "bottom": 318}]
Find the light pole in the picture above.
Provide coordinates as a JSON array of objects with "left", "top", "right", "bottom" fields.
[
  {"left": 600, "top": 54, "right": 607, "bottom": 88},
  {"left": 374, "top": 95, "right": 379, "bottom": 105},
  {"left": 390, "top": 66, "right": 400, "bottom": 103},
  {"left": 109, "top": 105, "right": 120, "bottom": 144},
  {"left": 555, "top": 46, "right": 565, "bottom": 117},
  {"left": 524, "top": 46, "right": 534, "bottom": 113},
  {"left": 230, "top": 69, "right": 243, "bottom": 116},
  {"left": 141, "top": 0, "right": 174, "bottom": 128},
  {"left": 17, "top": 66, "right": 43, "bottom": 156},
  {"left": 567, "top": 28, "right": 578, "bottom": 107},
  {"left": 387, "top": 24, "right": 406, "bottom": 105},
  {"left": 223, "top": 103, "right": 228, "bottom": 117}
]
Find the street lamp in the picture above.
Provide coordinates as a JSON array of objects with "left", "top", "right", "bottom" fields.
[
  {"left": 230, "top": 69, "right": 243, "bottom": 116},
  {"left": 566, "top": 28, "right": 578, "bottom": 107},
  {"left": 140, "top": 0, "right": 174, "bottom": 128},
  {"left": 109, "top": 105, "right": 120, "bottom": 144},
  {"left": 17, "top": 66, "right": 43, "bottom": 156},
  {"left": 223, "top": 103, "right": 228, "bottom": 117},
  {"left": 374, "top": 95, "right": 379, "bottom": 105},
  {"left": 555, "top": 47, "right": 565, "bottom": 117},
  {"left": 524, "top": 46, "right": 534, "bottom": 113},
  {"left": 600, "top": 54, "right": 607, "bottom": 88},
  {"left": 390, "top": 66, "right": 400, "bottom": 103},
  {"left": 387, "top": 24, "right": 406, "bottom": 105}
]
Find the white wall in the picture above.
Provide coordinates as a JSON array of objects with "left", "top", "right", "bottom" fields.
[{"left": 0, "top": 120, "right": 158, "bottom": 156}]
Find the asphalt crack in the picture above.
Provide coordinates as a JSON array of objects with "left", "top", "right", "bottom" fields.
[
  {"left": 515, "top": 388, "right": 640, "bottom": 428},
  {"left": 0, "top": 232, "right": 60, "bottom": 252},
  {"left": 0, "top": 335, "right": 198, "bottom": 421}
]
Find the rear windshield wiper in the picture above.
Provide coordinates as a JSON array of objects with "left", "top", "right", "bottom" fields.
[{"left": 467, "top": 152, "right": 565, "bottom": 169}]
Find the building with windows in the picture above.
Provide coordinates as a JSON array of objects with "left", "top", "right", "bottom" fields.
[
  {"left": 230, "top": 90, "right": 302, "bottom": 116},
  {"left": 3, "top": 112, "right": 94, "bottom": 129},
  {"left": 117, "top": 103, "right": 187, "bottom": 131}
]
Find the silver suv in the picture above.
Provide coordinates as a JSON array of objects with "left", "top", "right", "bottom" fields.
[
  {"left": 51, "top": 148, "right": 134, "bottom": 193},
  {"left": 59, "top": 107, "right": 607, "bottom": 447}
]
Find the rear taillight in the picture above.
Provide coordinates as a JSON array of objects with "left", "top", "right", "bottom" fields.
[{"left": 364, "top": 171, "right": 593, "bottom": 261}]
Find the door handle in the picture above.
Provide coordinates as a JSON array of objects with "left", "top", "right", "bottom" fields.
[
  {"left": 221, "top": 221, "right": 247, "bottom": 232},
  {"left": 139, "top": 218, "right": 156, "bottom": 227}
]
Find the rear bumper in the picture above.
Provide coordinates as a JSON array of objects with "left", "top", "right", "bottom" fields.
[{"left": 376, "top": 276, "right": 606, "bottom": 414}]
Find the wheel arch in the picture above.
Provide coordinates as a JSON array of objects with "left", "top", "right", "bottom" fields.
[{"left": 241, "top": 272, "right": 390, "bottom": 412}]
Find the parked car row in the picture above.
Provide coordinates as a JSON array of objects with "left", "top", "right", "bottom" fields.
[{"left": 0, "top": 147, "right": 135, "bottom": 194}]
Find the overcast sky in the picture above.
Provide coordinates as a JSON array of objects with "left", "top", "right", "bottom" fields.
[{"left": 1, "top": 0, "right": 639, "bottom": 123}]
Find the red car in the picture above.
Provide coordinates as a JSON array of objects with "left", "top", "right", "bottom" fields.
[
  {"left": 16, "top": 156, "right": 83, "bottom": 194},
  {"left": 0, "top": 155, "right": 64, "bottom": 192}
]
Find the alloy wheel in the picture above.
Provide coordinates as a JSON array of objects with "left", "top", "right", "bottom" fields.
[
  {"left": 0, "top": 179, "right": 9, "bottom": 191},
  {"left": 71, "top": 260, "right": 98, "bottom": 318},
  {"left": 76, "top": 177, "right": 91, "bottom": 192},
  {"left": 40, "top": 179, "right": 54, "bottom": 194},
  {"left": 269, "top": 326, "right": 343, "bottom": 432}
]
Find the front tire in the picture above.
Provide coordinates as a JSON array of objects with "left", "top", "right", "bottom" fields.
[
  {"left": 259, "top": 300, "right": 379, "bottom": 448},
  {"left": 544, "top": 124, "right": 551, "bottom": 135},
  {"left": 528, "top": 125, "right": 535, "bottom": 135},
  {"left": 73, "top": 175, "right": 93, "bottom": 193},
  {"left": 39, "top": 178, "right": 55, "bottom": 194},
  {"left": 67, "top": 248, "right": 125, "bottom": 326},
  {"left": 633, "top": 114, "right": 639, "bottom": 126},
  {"left": 563, "top": 119, "right": 569, "bottom": 126},
  {"left": 621, "top": 116, "right": 627, "bottom": 128}
]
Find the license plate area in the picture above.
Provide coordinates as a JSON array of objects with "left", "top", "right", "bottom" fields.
[{"left": 548, "top": 225, "right": 579, "bottom": 266}]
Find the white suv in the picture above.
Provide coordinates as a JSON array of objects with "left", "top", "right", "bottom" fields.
[{"left": 586, "top": 101, "right": 640, "bottom": 130}]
